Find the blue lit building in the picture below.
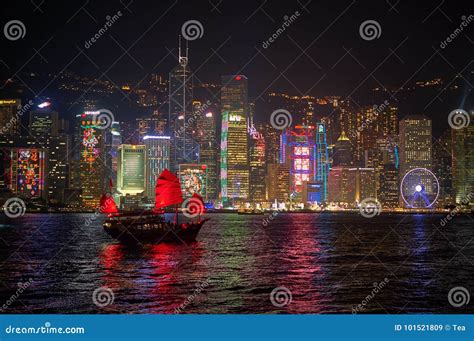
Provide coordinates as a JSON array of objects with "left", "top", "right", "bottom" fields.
[
  {"left": 280, "top": 124, "right": 329, "bottom": 205},
  {"left": 315, "top": 123, "right": 329, "bottom": 202}
]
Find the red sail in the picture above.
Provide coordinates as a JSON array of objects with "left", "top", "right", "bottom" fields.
[
  {"left": 99, "top": 193, "right": 119, "bottom": 214},
  {"left": 191, "top": 193, "right": 205, "bottom": 214},
  {"left": 155, "top": 169, "right": 183, "bottom": 209}
]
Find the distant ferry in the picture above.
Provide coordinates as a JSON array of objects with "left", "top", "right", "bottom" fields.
[{"left": 101, "top": 169, "right": 208, "bottom": 245}]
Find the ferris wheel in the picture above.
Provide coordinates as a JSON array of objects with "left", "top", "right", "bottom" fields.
[{"left": 400, "top": 168, "right": 439, "bottom": 208}]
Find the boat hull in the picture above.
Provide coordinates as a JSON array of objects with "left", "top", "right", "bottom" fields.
[{"left": 103, "top": 215, "right": 208, "bottom": 245}]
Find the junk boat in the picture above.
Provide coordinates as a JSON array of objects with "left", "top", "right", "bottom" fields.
[{"left": 101, "top": 169, "right": 208, "bottom": 244}]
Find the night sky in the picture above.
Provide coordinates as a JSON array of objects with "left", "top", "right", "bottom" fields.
[{"left": 1, "top": 0, "right": 472, "bottom": 107}]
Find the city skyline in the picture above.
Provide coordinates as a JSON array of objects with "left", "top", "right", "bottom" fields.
[{"left": 0, "top": 0, "right": 473, "bottom": 330}]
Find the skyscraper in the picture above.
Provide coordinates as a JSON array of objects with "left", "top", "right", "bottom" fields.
[
  {"left": 8, "top": 148, "right": 47, "bottom": 199},
  {"left": 178, "top": 164, "right": 208, "bottom": 199},
  {"left": 399, "top": 116, "right": 432, "bottom": 207},
  {"left": 195, "top": 106, "right": 218, "bottom": 201},
  {"left": 29, "top": 109, "right": 59, "bottom": 136},
  {"left": 0, "top": 99, "right": 22, "bottom": 136},
  {"left": 249, "top": 127, "right": 266, "bottom": 203},
  {"left": 332, "top": 131, "right": 353, "bottom": 167},
  {"left": 315, "top": 123, "right": 329, "bottom": 202},
  {"left": 108, "top": 122, "right": 122, "bottom": 188},
  {"left": 168, "top": 39, "right": 199, "bottom": 171},
  {"left": 327, "top": 167, "right": 354, "bottom": 205},
  {"left": 45, "top": 136, "right": 69, "bottom": 204},
  {"left": 433, "top": 129, "right": 454, "bottom": 206},
  {"left": 144, "top": 135, "right": 170, "bottom": 200},
  {"left": 266, "top": 163, "right": 290, "bottom": 203},
  {"left": 137, "top": 110, "right": 167, "bottom": 142},
  {"left": 260, "top": 123, "right": 280, "bottom": 165},
  {"left": 76, "top": 112, "right": 106, "bottom": 208},
  {"left": 378, "top": 164, "right": 399, "bottom": 208},
  {"left": 220, "top": 75, "right": 250, "bottom": 203},
  {"left": 354, "top": 104, "right": 398, "bottom": 166},
  {"left": 280, "top": 125, "right": 318, "bottom": 203},
  {"left": 117, "top": 144, "right": 145, "bottom": 196},
  {"left": 28, "top": 104, "right": 69, "bottom": 204},
  {"left": 452, "top": 115, "right": 474, "bottom": 206}
]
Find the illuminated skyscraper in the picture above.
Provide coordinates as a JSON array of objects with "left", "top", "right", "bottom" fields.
[
  {"left": 220, "top": 75, "right": 250, "bottom": 203},
  {"left": 137, "top": 110, "right": 167, "bottom": 142},
  {"left": 29, "top": 109, "right": 59, "bottom": 136},
  {"left": 280, "top": 125, "right": 318, "bottom": 203},
  {"left": 26, "top": 103, "right": 69, "bottom": 204},
  {"left": 333, "top": 131, "right": 353, "bottom": 167},
  {"left": 327, "top": 167, "right": 354, "bottom": 205},
  {"left": 399, "top": 116, "right": 432, "bottom": 207},
  {"left": 260, "top": 123, "right": 280, "bottom": 165},
  {"left": 45, "top": 136, "right": 69, "bottom": 204},
  {"left": 76, "top": 112, "right": 106, "bottom": 208},
  {"left": 195, "top": 106, "right": 218, "bottom": 201},
  {"left": 144, "top": 135, "right": 170, "bottom": 200},
  {"left": 169, "top": 38, "right": 199, "bottom": 171},
  {"left": 452, "top": 115, "right": 474, "bottom": 206},
  {"left": 8, "top": 148, "right": 47, "bottom": 199},
  {"left": 109, "top": 122, "right": 122, "bottom": 186},
  {"left": 249, "top": 126, "right": 266, "bottom": 203},
  {"left": 178, "top": 164, "right": 208, "bottom": 199},
  {"left": 378, "top": 164, "right": 399, "bottom": 208},
  {"left": 354, "top": 104, "right": 398, "bottom": 166},
  {"left": 433, "top": 129, "right": 454, "bottom": 206},
  {"left": 117, "top": 144, "right": 145, "bottom": 196},
  {"left": 350, "top": 167, "right": 376, "bottom": 203},
  {"left": 266, "top": 163, "right": 290, "bottom": 202},
  {"left": 315, "top": 123, "right": 329, "bottom": 201},
  {"left": 0, "top": 99, "right": 22, "bottom": 136}
]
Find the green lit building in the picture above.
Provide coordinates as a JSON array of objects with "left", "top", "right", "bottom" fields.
[
  {"left": 220, "top": 75, "right": 250, "bottom": 204},
  {"left": 117, "top": 144, "right": 145, "bottom": 196}
]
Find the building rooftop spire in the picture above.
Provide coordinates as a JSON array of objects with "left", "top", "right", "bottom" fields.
[{"left": 337, "top": 130, "right": 350, "bottom": 141}]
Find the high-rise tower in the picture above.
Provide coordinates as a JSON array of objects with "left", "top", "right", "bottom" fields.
[
  {"left": 168, "top": 37, "right": 199, "bottom": 172},
  {"left": 220, "top": 75, "right": 250, "bottom": 203}
]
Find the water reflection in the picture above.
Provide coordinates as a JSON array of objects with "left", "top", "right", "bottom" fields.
[{"left": 0, "top": 213, "right": 472, "bottom": 313}]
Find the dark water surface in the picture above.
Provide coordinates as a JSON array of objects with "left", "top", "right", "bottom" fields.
[{"left": 0, "top": 213, "right": 472, "bottom": 313}]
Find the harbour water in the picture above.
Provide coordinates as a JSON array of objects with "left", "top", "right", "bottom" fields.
[{"left": 0, "top": 213, "right": 472, "bottom": 313}]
